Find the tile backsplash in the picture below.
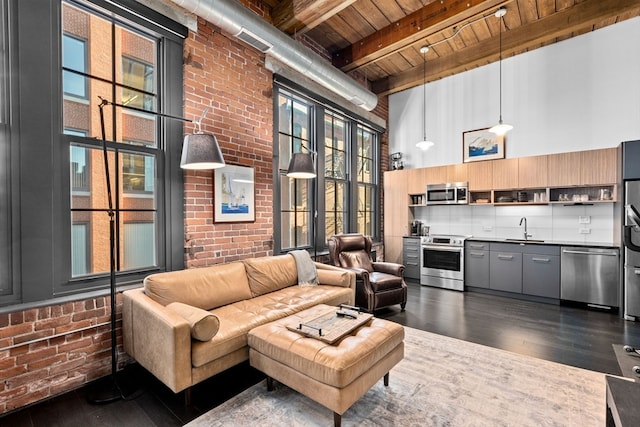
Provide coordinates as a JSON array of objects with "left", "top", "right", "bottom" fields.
[{"left": 414, "top": 203, "right": 615, "bottom": 244}]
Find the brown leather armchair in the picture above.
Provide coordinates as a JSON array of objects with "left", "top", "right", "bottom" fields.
[{"left": 328, "top": 233, "right": 407, "bottom": 312}]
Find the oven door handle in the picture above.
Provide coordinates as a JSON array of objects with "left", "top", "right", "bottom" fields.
[{"left": 422, "top": 245, "right": 463, "bottom": 253}]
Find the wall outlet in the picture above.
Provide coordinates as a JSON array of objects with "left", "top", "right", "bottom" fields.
[
  {"left": 579, "top": 216, "right": 591, "bottom": 224},
  {"left": 579, "top": 227, "right": 591, "bottom": 234},
  {"left": 483, "top": 226, "right": 493, "bottom": 232}
]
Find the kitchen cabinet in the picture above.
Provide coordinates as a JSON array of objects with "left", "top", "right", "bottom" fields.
[
  {"left": 492, "top": 158, "right": 519, "bottom": 190},
  {"left": 468, "top": 161, "right": 493, "bottom": 191},
  {"left": 490, "top": 243, "right": 523, "bottom": 293},
  {"left": 407, "top": 167, "right": 427, "bottom": 195},
  {"left": 465, "top": 241, "right": 490, "bottom": 289},
  {"left": 547, "top": 152, "right": 581, "bottom": 186},
  {"left": 403, "top": 237, "right": 421, "bottom": 280},
  {"left": 518, "top": 155, "right": 548, "bottom": 188},
  {"left": 522, "top": 245, "right": 560, "bottom": 298},
  {"left": 581, "top": 148, "right": 617, "bottom": 185},
  {"left": 384, "top": 170, "right": 408, "bottom": 264},
  {"left": 447, "top": 164, "right": 468, "bottom": 183},
  {"left": 425, "top": 166, "right": 448, "bottom": 185}
]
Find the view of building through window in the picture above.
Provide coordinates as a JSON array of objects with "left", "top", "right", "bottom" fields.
[{"left": 62, "top": 0, "right": 159, "bottom": 277}]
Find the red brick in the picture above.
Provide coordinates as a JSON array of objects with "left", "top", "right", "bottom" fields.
[
  {"left": 0, "top": 323, "right": 33, "bottom": 340},
  {"left": 16, "top": 346, "right": 58, "bottom": 365}
]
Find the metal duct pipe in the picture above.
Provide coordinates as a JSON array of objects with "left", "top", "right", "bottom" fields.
[{"left": 169, "top": 0, "right": 378, "bottom": 111}]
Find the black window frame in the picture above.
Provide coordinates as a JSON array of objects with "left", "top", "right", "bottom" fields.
[
  {"left": 273, "top": 80, "right": 382, "bottom": 256},
  {"left": 0, "top": 0, "right": 187, "bottom": 309}
]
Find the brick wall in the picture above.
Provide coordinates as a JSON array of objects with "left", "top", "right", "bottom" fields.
[
  {"left": 0, "top": 295, "right": 130, "bottom": 413},
  {"left": 182, "top": 17, "right": 275, "bottom": 268},
  {"left": 0, "top": 4, "right": 388, "bottom": 415}
]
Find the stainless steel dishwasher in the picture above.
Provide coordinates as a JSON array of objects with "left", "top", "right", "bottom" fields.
[{"left": 560, "top": 247, "right": 619, "bottom": 309}]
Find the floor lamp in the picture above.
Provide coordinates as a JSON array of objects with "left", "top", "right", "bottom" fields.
[
  {"left": 286, "top": 148, "right": 317, "bottom": 260},
  {"left": 88, "top": 97, "right": 224, "bottom": 404}
]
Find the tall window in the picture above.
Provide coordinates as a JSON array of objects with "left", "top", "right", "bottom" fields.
[
  {"left": 62, "top": 0, "right": 160, "bottom": 278},
  {"left": 1, "top": 0, "right": 185, "bottom": 307},
  {"left": 324, "top": 112, "right": 348, "bottom": 238},
  {"left": 356, "top": 125, "right": 377, "bottom": 237},
  {"left": 275, "top": 85, "right": 380, "bottom": 254},
  {"left": 278, "top": 92, "right": 313, "bottom": 249}
]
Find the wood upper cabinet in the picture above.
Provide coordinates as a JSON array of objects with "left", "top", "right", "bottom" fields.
[
  {"left": 492, "top": 158, "right": 519, "bottom": 190},
  {"left": 425, "top": 166, "right": 448, "bottom": 185},
  {"left": 447, "top": 163, "right": 468, "bottom": 183},
  {"left": 468, "top": 161, "right": 493, "bottom": 191},
  {"left": 406, "top": 168, "right": 427, "bottom": 194},
  {"left": 581, "top": 148, "right": 617, "bottom": 185},
  {"left": 547, "top": 152, "right": 581, "bottom": 186},
  {"left": 383, "top": 170, "right": 409, "bottom": 239},
  {"left": 518, "top": 155, "right": 548, "bottom": 188}
]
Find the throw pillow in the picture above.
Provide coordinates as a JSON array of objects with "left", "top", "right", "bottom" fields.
[{"left": 167, "top": 302, "right": 220, "bottom": 341}]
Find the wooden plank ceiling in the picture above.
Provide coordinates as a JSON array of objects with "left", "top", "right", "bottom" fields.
[{"left": 268, "top": 0, "right": 640, "bottom": 97}]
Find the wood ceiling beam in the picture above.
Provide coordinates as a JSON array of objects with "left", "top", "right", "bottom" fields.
[
  {"left": 272, "top": 0, "right": 358, "bottom": 35},
  {"left": 371, "top": 0, "right": 640, "bottom": 96},
  {"left": 332, "top": 0, "right": 510, "bottom": 72}
]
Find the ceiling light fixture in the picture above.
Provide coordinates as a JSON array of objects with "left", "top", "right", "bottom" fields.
[
  {"left": 489, "top": 6, "right": 513, "bottom": 136},
  {"left": 416, "top": 45, "right": 434, "bottom": 151}
]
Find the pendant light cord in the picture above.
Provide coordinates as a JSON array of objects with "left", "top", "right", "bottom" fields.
[
  {"left": 423, "top": 52, "right": 426, "bottom": 139},
  {"left": 498, "top": 15, "right": 503, "bottom": 123}
]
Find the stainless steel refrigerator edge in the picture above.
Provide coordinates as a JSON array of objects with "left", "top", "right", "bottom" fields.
[{"left": 619, "top": 140, "right": 640, "bottom": 320}]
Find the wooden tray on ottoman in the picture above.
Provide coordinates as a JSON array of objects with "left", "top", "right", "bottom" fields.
[{"left": 286, "top": 304, "right": 372, "bottom": 344}]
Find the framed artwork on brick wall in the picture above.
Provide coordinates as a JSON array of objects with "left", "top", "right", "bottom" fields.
[{"left": 213, "top": 164, "right": 255, "bottom": 223}]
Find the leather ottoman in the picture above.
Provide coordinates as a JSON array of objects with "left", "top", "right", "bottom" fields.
[{"left": 248, "top": 304, "right": 404, "bottom": 427}]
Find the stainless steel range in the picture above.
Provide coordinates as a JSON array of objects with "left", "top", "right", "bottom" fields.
[{"left": 420, "top": 234, "right": 470, "bottom": 291}]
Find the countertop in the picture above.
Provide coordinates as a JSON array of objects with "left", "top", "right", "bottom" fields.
[{"left": 466, "top": 237, "right": 619, "bottom": 249}]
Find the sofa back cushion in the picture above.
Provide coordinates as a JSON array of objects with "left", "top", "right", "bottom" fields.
[
  {"left": 243, "top": 255, "right": 298, "bottom": 297},
  {"left": 144, "top": 262, "right": 252, "bottom": 310}
]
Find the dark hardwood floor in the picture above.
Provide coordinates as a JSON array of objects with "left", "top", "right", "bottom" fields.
[{"left": 4, "top": 281, "right": 640, "bottom": 426}]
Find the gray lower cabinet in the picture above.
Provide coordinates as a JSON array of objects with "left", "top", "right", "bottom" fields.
[
  {"left": 490, "top": 243, "right": 523, "bottom": 293},
  {"left": 465, "top": 241, "right": 490, "bottom": 288},
  {"left": 403, "top": 237, "right": 421, "bottom": 280},
  {"left": 522, "top": 245, "right": 560, "bottom": 298}
]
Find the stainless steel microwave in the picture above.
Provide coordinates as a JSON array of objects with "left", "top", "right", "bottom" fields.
[{"left": 426, "top": 182, "right": 469, "bottom": 205}]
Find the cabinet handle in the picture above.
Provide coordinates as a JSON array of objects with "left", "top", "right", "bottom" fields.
[
  {"left": 562, "top": 249, "right": 618, "bottom": 256},
  {"left": 469, "top": 244, "right": 486, "bottom": 249},
  {"left": 532, "top": 257, "right": 550, "bottom": 263},
  {"left": 469, "top": 251, "right": 485, "bottom": 257},
  {"left": 497, "top": 255, "right": 514, "bottom": 260}
]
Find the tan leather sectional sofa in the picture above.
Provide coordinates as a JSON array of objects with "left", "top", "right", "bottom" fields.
[{"left": 122, "top": 254, "right": 355, "bottom": 394}]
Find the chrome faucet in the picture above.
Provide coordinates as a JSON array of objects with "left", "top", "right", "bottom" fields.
[{"left": 519, "top": 217, "right": 532, "bottom": 240}]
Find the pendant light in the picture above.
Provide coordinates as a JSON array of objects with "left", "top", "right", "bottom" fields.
[
  {"left": 489, "top": 7, "right": 513, "bottom": 136},
  {"left": 416, "top": 45, "right": 434, "bottom": 150}
]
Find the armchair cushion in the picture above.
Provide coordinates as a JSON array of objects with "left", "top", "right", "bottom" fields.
[
  {"left": 167, "top": 302, "right": 220, "bottom": 342},
  {"left": 338, "top": 250, "right": 373, "bottom": 272},
  {"left": 369, "top": 272, "right": 404, "bottom": 292}
]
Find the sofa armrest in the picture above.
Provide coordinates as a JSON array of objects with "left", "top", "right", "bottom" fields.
[
  {"left": 315, "top": 262, "right": 357, "bottom": 293},
  {"left": 122, "top": 288, "right": 193, "bottom": 393},
  {"left": 372, "top": 261, "right": 405, "bottom": 276}
]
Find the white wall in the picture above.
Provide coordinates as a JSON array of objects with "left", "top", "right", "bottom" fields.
[
  {"left": 389, "top": 17, "right": 640, "bottom": 245},
  {"left": 389, "top": 17, "right": 640, "bottom": 169}
]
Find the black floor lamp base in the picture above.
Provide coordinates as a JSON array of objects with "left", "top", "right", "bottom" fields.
[
  {"left": 87, "top": 378, "right": 123, "bottom": 404},
  {"left": 87, "top": 366, "right": 144, "bottom": 404}
]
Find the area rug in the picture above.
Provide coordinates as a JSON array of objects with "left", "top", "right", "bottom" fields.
[{"left": 186, "top": 327, "right": 606, "bottom": 426}]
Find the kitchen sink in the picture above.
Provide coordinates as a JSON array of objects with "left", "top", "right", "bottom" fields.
[{"left": 504, "top": 238, "right": 545, "bottom": 243}]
